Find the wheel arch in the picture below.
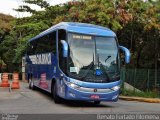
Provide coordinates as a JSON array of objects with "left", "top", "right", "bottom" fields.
[
  {"left": 27, "top": 73, "right": 33, "bottom": 82},
  {"left": 51, "top": 77, "right": 56, "bottom": 93}
]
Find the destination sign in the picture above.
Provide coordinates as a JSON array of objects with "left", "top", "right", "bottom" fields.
[{"left": 72, "top": 34, "right": 92, "bottom": 40}]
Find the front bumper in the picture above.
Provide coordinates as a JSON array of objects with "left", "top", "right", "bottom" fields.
[{"left": 64, "top": 84, "right": 119, "bottom": 102}]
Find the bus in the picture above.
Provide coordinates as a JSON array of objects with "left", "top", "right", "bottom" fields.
[{"left": 25, "top": 22, "right": 130, "bottom": 104}]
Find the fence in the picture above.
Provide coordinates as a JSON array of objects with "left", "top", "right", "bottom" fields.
[{"left": 121, "top": 68, "right": 160, "bottom": 97}]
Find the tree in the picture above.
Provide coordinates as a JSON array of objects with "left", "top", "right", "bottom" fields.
[
  {"left": 0, "top": 13, "right": 14, "bottom": 43},
  {"left": 14, "top": 0, "right": 50, "bottom": 14},
  {"left": 0, "top": 0, "right": 159, "bottom": 72}
]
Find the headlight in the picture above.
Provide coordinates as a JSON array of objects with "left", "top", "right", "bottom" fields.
[
  {"left": 111, "top": 86, "right": 120, "bottom": 91},
  {"left": 69, "top": 83, "right": 80, "bottom": 89},
  {"left": 63, "top": 79, "right": 80, "bottom": 89}
]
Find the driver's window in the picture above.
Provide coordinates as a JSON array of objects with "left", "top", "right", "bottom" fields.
[{"left": 58, "top": 29, "right": 67, "bottom": 74}]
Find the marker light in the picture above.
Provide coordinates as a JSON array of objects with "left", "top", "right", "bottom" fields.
[
  {"left": 111, "top": 86, "right": 120, "bottom": 91},
  {"left": 112, "top": 95, "right": 118, "bottom": 100}
]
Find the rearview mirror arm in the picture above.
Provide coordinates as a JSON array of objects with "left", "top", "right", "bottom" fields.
[{"left": 119, "top": 46, "right": 131, "bottom": 64}]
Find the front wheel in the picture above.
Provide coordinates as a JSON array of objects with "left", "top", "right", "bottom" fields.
[{"left": 52, "top": 83, "right": 62, "bottom": 104}]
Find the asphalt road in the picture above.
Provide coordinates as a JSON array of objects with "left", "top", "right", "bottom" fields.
[{"left": 0, "top": 82, "right": 160, "bottom": 115}]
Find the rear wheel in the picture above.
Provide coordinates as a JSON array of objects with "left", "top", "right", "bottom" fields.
[
  {"left": 94, "top": 101, "right": 101, "bottom": 105},
  {"left": 52, "top": 83, "right": 62, "bottom": 104}
]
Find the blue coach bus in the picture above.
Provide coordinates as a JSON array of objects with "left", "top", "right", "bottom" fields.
[{"left": 25, "top": 22, "right": 130, "bottom": 104}]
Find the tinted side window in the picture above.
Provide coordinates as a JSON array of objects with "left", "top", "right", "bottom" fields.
[
  {"left": 58, "top": 29, "right": 67, "bottom": 73},
  {"left": 51, "top": 32, "right": 56, "bottom": 53},
  {"left": 27, "top": 32, "right": 56, "bottom": 55},
  {"left": 27, "top": 41, "right": 37, "bottom": 55},
  {"left": 35, "top": 35, "right": 49, "bottom": 53}
]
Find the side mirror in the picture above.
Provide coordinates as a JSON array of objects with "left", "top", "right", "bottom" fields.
[
  {"left": 119, "top": 46, "right": 130, "bottom": 63},
  {"left": 60, "top": 40, "right": 68, "bottom": 58}
]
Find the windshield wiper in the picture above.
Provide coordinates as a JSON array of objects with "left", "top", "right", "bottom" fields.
[
  {"left": 99, "top": 63, "right": 111, "bottom": 82},
  {"left": 81, "top": 53, "right": 111, "bottom": 82},
  {"left": 97, "top": 53, "right": 110, "bottom": 82},
  {"left": 105, "top": 55, "right": 111, "bottom": 62}
]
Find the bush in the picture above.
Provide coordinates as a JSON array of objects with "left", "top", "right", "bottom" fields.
[{"left": 121, "top": 88, "right": 159, "bottom": 98}]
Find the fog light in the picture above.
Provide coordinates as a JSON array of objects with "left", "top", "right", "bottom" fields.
[
  {"left": 69, "top": 92, "right": 75, "bottom": 97},
  {"left": 112, "top": 95, "right": 118, "bottom": 100}
]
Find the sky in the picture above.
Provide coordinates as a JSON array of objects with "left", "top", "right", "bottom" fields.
[{"left": 0, "top": 0, "right": 70, "bottom": 18}]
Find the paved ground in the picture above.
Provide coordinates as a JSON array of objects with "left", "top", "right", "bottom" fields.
[{"left": 0, "top": 82, "right": 160, "bottom": 114}]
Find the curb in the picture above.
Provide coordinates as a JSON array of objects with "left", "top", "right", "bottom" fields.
[{"left": 119, "top": 96, "right": 160, "bottom": 103}]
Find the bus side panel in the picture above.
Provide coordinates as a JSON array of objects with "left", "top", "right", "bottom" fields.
[{"left": 26, "top": 53, "right": 57, "bottom": 93}]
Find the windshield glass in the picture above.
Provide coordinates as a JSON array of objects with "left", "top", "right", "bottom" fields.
[{"left": 67, "top": 33, "right": 120, "bottom": 83}]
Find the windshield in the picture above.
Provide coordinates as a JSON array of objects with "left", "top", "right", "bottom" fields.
[{"left": 67, "top": 33, "right": 120, "bottom": 83}]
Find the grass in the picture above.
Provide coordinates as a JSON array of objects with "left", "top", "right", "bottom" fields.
[{"left": 121, "top": 88, "right": 160, "bottom": 98}]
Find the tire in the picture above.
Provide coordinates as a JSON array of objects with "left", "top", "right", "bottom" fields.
[
  {"left": 52, "top": 83, "right": 62, "bottom": 104},
  {"left": 94, "top": 101, "right": 101, "bottom": 105},
  {"left": 29, "top": 78, "right": 35, "bottom": 90}
]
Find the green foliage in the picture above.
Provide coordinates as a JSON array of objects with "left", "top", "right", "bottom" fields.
[
  {"left": 121, "top": 88, "right": 159, "bottom": 98},
  {"left": 0, "top": 13, "right": 14, "bottom": 43},
  {"left": 14, "top": 0, "right": 50, "bottom": 14},
  {"left": 14, "top": 5, "right": 37, "bottom": 14},
  {"left": 24, "top": 0, "right": 50, "bottom": 8}
]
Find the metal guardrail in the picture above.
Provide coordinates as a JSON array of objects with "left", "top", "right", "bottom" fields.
[{"left": 121, "top": 68, "right": 160, "bottom": 97}]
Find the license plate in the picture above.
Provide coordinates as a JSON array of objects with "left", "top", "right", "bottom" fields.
[{"left": 90, "top": 95, "right": 100, "bottom": 99}]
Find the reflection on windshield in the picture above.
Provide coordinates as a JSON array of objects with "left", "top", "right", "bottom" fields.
[
  {"left": 67, "top": 33, "right": 120, "bottom": 83},
  {"left": 68, "top": 34, "right": 94, "bottom": 74},
  {"left": 96, "top": 36, "right": 119, "bottom": 73}
]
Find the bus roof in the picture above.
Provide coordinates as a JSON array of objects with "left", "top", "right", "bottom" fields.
[{"left": 29, "top": 22, "right": 116, "bottom": 42}]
